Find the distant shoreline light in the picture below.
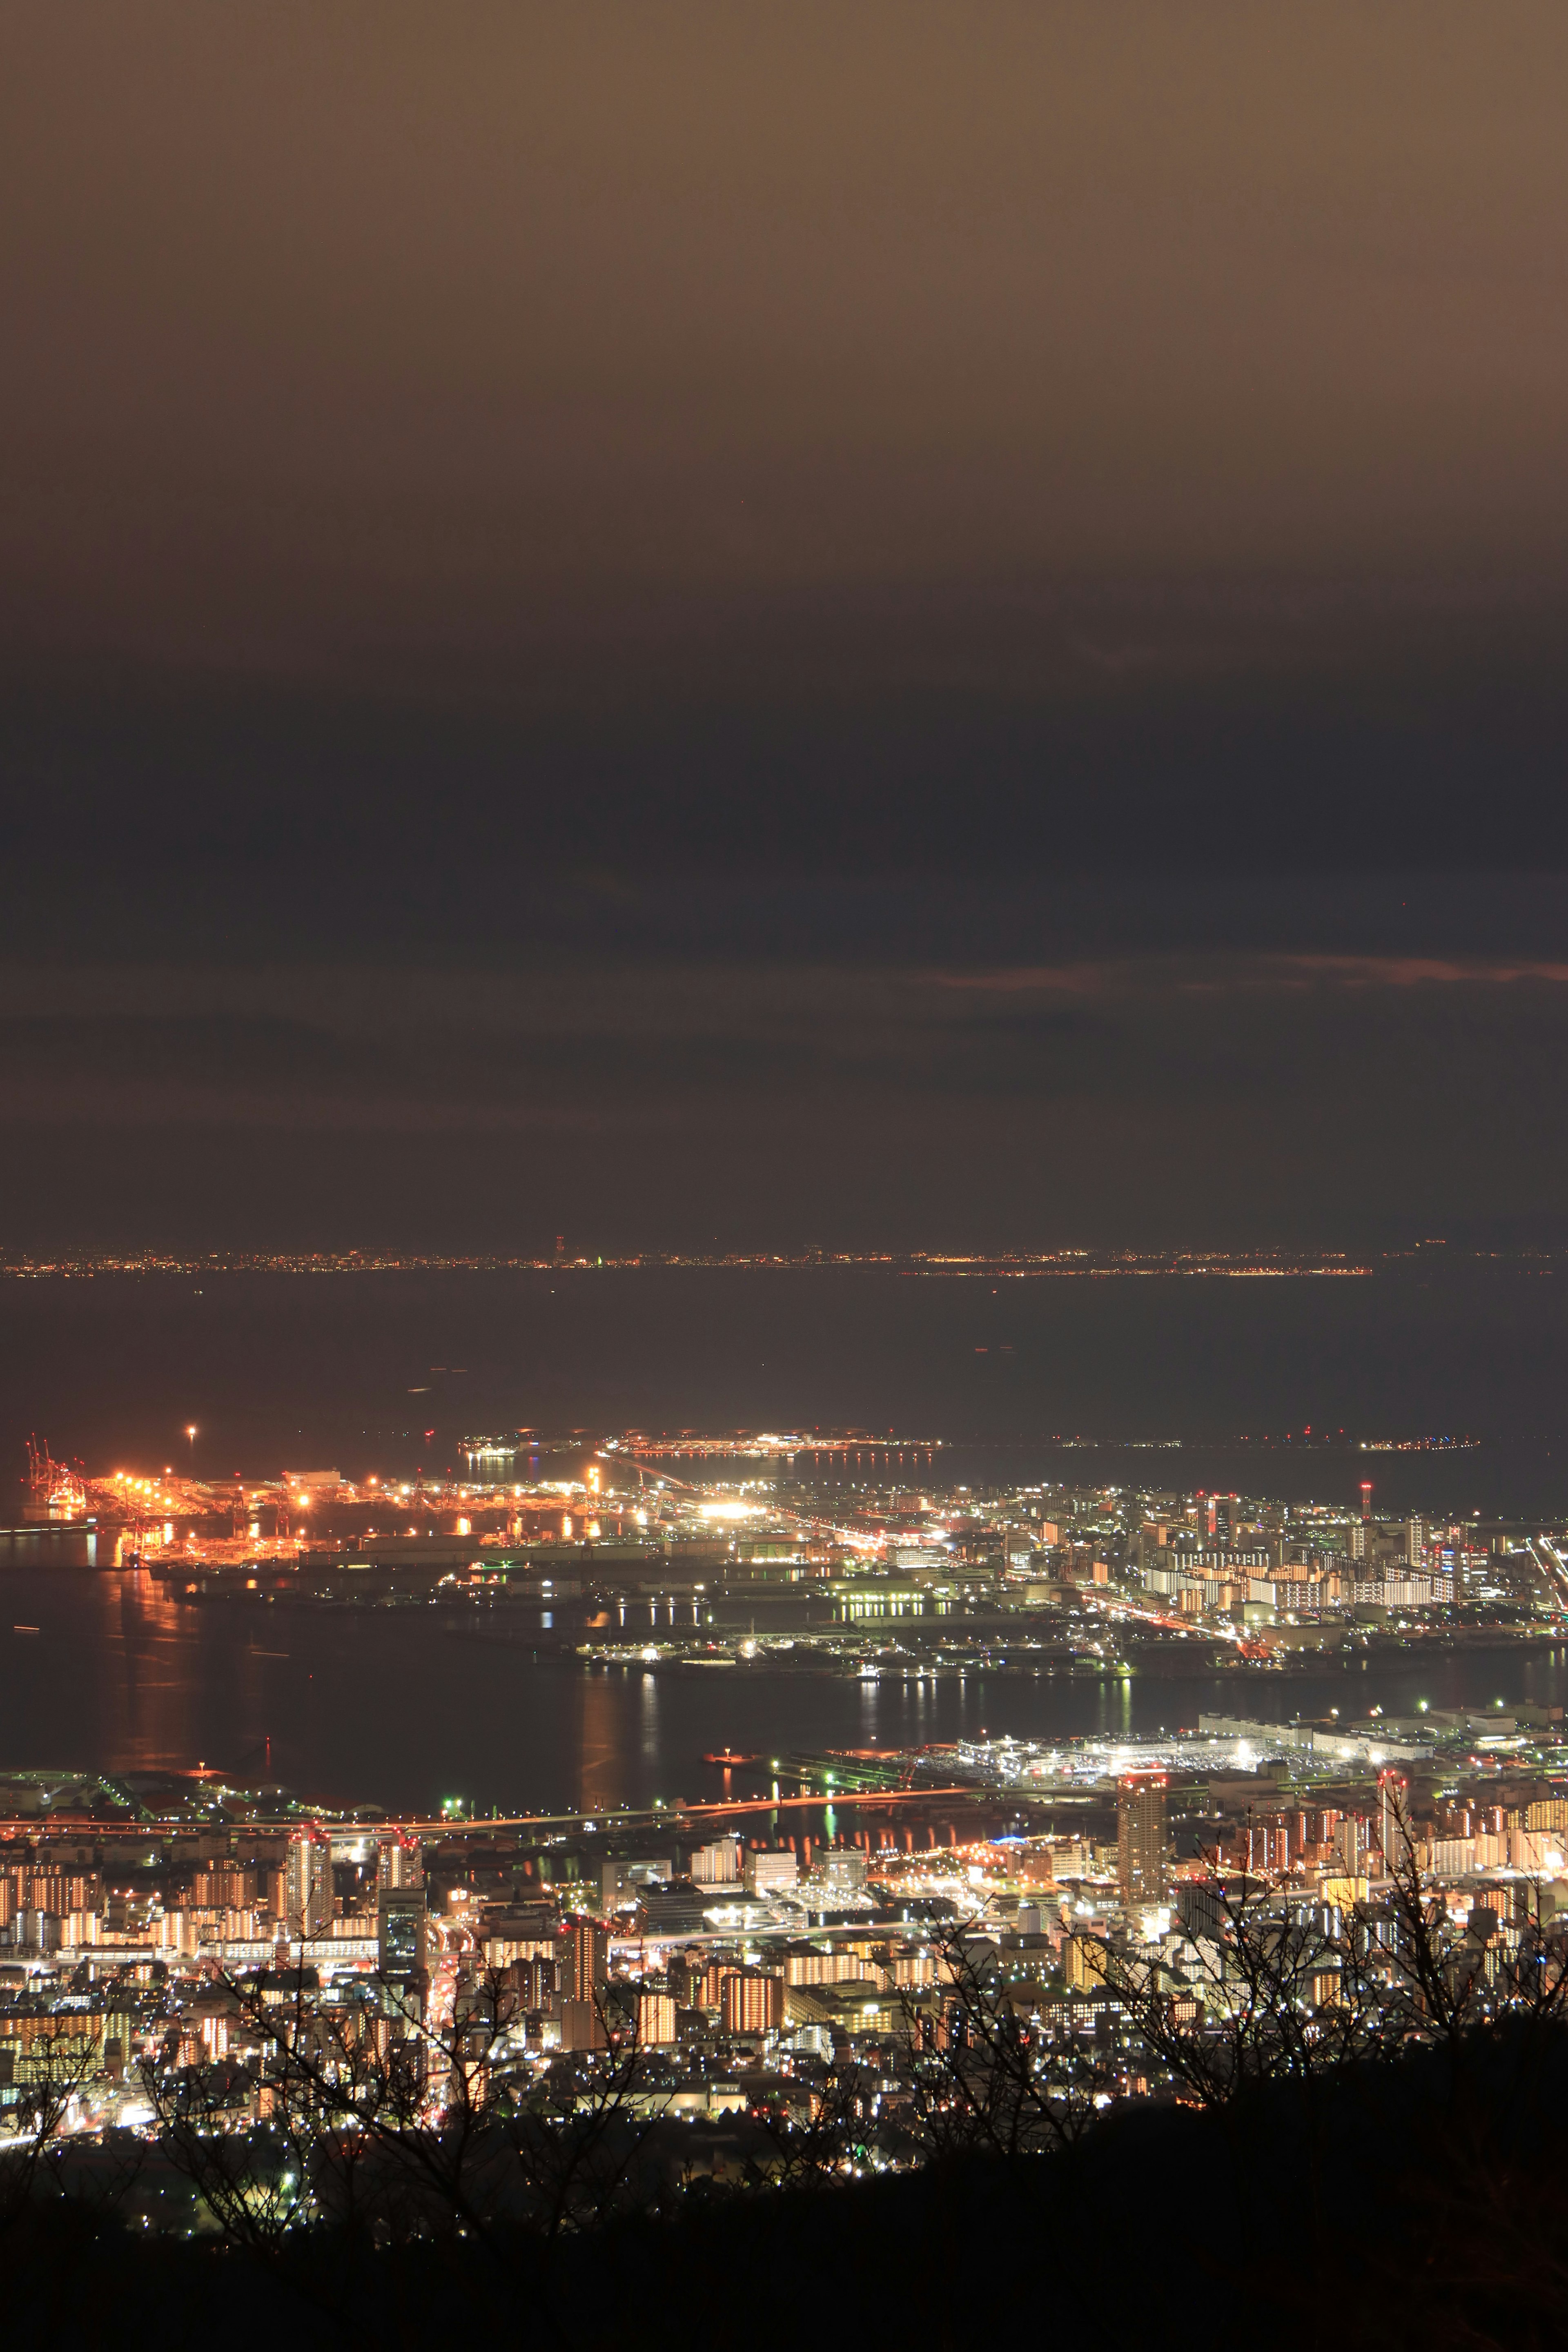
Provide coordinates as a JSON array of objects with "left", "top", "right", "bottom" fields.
[{"left": 0, "top": 1247, "right": 1400, "bottom": 1280}]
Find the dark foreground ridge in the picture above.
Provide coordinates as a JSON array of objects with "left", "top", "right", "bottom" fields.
[{"left": 8, "top": 2027, "right": 1568, "bottom": 2352}]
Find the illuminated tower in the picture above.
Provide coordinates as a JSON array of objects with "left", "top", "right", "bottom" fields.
[
  {"left": 377, "top": 1886, "right": 429, "bottom": 1982},
  {"left": 1378, "top": 1773, "right": 1409, "bottom": 1871},
  {"left": 376, "top": 1833, "right": 424, "bottom": 1890},
  {"left": 284, "top": 1831, "right": 331, "bottom": 1938},
  {"left": 564, "top": 1918, "right": 612, "bottom": 2003},
  {"left": 720, "top": 1969, "right": 785, "bottom": 2033},
  {"left": 1118, "top": 1776, "right": 1169, "bottom": 1905}
]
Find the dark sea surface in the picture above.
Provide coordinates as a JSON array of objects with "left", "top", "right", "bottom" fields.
[
  {"left": 2, "top": 1263, "right": 1568, "bottom": 1811},
  {"left": 2, "top": 1258, "right": 1567, "bottom": 1500},
  {"left": 2, "top": 1554, "right": 1568, "bottom": 1816}
]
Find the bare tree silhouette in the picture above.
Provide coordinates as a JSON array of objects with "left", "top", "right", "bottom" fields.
[
  {"left": 142, "top": 1947, "right": 662, "bottom": 2340},
  {"left": 901, "top": 1925, "right": 1115, "bottom": 2159}
]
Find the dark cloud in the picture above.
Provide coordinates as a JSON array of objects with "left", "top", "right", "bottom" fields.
[
  {"left": 1, "top": 949, "right": 1567, "bottom": 1250},
  {"left": 4, "top": 7, "right": 1568, "bottom": 1244}
]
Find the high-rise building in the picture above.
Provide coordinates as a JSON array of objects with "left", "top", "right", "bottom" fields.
[
  {"left": 376, "top": 1834, "right": 424, "bottom": 1890},
  {"left": 720, "top": 1969, "right": 785, "bottom": 2034},
  {"left": 690, "top": 1838, "right": 741, "bottom": 1885},
  {"left": 377, "top": 1886, "right": 429, "bottom": 1981},
  {"left": 26, "top": 1871, "right": 100, "bottom": 1915},
  {"left": 559, "top": 1999, "right": 608, "bottom": 2052},
  {"left": 1403, "top": 1517, "right": 1423, "bottom": 1568},
  {"left": 1378, "top": 1774, "right": 1409, "bottom": 1869},
  {"left": 699, "top": 1955, "right": 761, "bottom": 2008},
  {"left": 1062, "top": 1931, "right": 1107, "bottom": 1991},
  {"left": 636, "top": 1991, "right": 677, "bottom": 2045},
  {"left": 1177, "top": 1880, "right": 1227, "bottom": 1943},
  {"left": 744, "top": 1850, "right": 798, "bottom": 1899},
  {"left": 284, "top": 1833, "right": 330, "bottom": 1938},
  {"left": 503, "top": 1953, "right": 559, "bottom": 2013},
  {"left": 666, "top": 1952, "right": 703, "bottom": 2007},
  {"left": 1117, "top": 1776, "right": 1169, "bottom": 1905},
  {"left": 193, "top": 1867, "right": 252, "bottom": 1909},
  {"left": 564, "top": 1918, "right": 612, "bottom": 2004}
]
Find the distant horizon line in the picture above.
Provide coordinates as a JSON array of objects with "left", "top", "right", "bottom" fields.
[{"left": 0, "top": 1244, "right": 1403, "bottom": 1279}]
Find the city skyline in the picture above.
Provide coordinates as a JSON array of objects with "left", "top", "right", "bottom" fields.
[{"left": 4, "top": 10, "right": 1568, "bottom": 2325}]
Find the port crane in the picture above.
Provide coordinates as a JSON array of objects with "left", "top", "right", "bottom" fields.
[{"left": 24, "top": 1437, "right": 86, "bottom": 1520}]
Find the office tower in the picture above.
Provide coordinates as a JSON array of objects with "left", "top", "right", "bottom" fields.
[
  {"left": 1403, "top": 1517, "right": 1423, "bottom": 1568},
  {"left": 1117, "top": 1776, "right": 1169, "bottom": 1905},
  {"left": 690, "top": 1838, "right": 741, "bottom": 1885},
  {"left": 378, "top": 1885, "right": 429, "bottom": 1980},
  {"left": 744, "top": 1850, "right": 799, "bottom": 1898},
  {"left": 284, "top": 1831, "right": 331, "bottom": 1938},
  {"left": 1177, "top": 1881, "right": 1227, "bottom": 1943},
  {"left": 817, "top": 1849, "right": 867, "bottom": 1893}
]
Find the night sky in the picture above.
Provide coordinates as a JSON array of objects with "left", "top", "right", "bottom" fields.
[{"left": 3, "top": 4, "right": 1568, "bottom": 1252}]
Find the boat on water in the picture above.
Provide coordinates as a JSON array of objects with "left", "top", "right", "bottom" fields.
[{"left": 701, "top": 1748, "right": 762, "bottom": 1766}]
